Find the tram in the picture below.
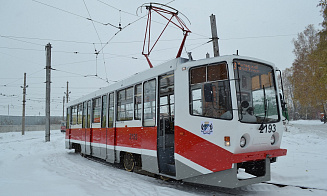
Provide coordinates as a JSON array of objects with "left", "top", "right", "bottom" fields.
[{"left": 65, "top": 55, "right": 287, "bottom": 188}]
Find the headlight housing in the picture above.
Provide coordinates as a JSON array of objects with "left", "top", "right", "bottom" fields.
[{"left": 240, "top": 136, "right": 246, "bottom": 148}]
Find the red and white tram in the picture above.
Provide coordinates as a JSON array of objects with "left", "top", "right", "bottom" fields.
[{"left": 65, "top": 55, "right": 287, "bottom": 188}]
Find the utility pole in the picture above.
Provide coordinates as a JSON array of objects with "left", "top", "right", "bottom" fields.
[
  {"left": 45, "top": 43, "right": 51, "bottom": 142},
  {"left": 21, "top": 72, "right": 28, "bottom": 135},
  {"left": 62, "top": 96, "right": 65, "bottom": 121},
  {"left": 65, "top": 81, "right": 70, "bottom": 103},
  {"left": 210, "top": 14, "right": 220, "bottom": 57}
]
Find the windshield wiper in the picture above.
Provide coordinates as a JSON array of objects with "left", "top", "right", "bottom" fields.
[{"left": 259, "top": 85, "right": 268, "bottom": 130}]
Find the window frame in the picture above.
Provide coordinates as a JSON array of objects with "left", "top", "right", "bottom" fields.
[
  {"left": 108, "top": 92, "right": 114, "bottom": 128},
  {"left": 117, "top": 87, "right": 134, "bottom": 121},
  {"left": 101, "top": 95, "right": 108, "bottom": 128},
  {"left": 92, "top": 97, "right": 101, "bottom": 124},
  {"left": 71, "top": 105, "right": 78, "bottom": 125},
  {"left": 143, "top": 79, "right": 156, "bottom": 127},
  {"left": 233, "top": 59, "right": 280, "bottom": 124},
  {"left": 134, "top": 84, "right": 142, "bottom": 120},
  {"left": 189, "top": 62, "right": 233, "bottom": 120},
  {"left": 77, "top": 103, "right": 83, "bottom": 125}
]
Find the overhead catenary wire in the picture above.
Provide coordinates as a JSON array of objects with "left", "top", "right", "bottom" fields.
[
  {"left": 95, "top": 0, "right": 179, "bottom": 53},
  {"left": 83, "top": 0, "right": 109, "bottom": 83},
  {"left": 0, "top": 34, "right": 44, "bottom": 46},
  {"left": 32, "top": 0, "right": 121, "bottom": 29},
  {"left": 30, "top": 0, "right": 131, "bottom": 83}
]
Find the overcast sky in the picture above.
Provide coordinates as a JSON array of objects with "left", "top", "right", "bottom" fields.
[{"left": 0, "top": 0, "right": 323, "bottom": 116}]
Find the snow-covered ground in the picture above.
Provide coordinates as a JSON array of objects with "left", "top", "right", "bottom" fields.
[{"left": 0, "top": 120, "right": 326, "bottom": 196}]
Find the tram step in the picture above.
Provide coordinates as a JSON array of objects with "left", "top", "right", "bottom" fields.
[{"left": 164, "top": 163, "right": 176, "bottom": 176}]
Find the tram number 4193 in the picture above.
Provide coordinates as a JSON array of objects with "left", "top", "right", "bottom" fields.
[{"left": 259, "top": 124, "right": 276, "bottom": 133}]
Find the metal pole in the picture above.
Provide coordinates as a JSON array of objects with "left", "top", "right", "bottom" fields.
[
  {"left": 45, "top": 43, "right": 51, "bottom": 142},
  {"left": 22, "top": 72, "right": 27, "bottom": 135},
  {"left": 210, "top": 14, "right": 220, "bottom": 57},
  {"left": 66, "top": 81, "right": 69, "bottom": 103},
  {"left": 63, "top": 96, "right": 65, "bottom": 121}
]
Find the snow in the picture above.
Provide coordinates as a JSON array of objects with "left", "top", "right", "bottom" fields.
[{"left": 0, "top": 121, "right": 326, "bottom": 195}]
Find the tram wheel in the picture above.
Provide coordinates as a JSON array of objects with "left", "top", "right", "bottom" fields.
[{"left": 123, "top": 152, "right": 135, "bottom": 172}]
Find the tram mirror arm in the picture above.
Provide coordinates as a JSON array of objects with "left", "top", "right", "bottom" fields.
[
  {"left": 279, "top": 93, "right": 287, "bottom": 112},
  {"left": 204, "top": 83, "right": 213, "bottom": 102},
  {"left": 259, "top": 85, "right": 268, "bottom": 131},
  {"left": 277, "top": 70, "right": 287, "bottom": 111}
]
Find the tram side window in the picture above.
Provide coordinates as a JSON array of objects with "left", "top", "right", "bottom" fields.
[
  {"left": 190, "top": 63, "right": 232, "bottom": 120},
  {"left": 92, "top": 97, "right": 101, "bottom": 123},
  {"left": 101, "top": 95, "right": 107, "bottom": 128},
  {"left": 71, "top": 105, "right": 77, "bottom": 125},
  {"left": 87, "top": 100, "right": 91, "bottom": 128},
  {"left": 134, "top": 84, "right": 142, "bottom": 120},
  {"left": 143, "top": 79, "right": 156, "bottom": 126},
  {"left": 82, "top": 102, "right": 87, "bottom": 128},
  {"left": 108, "top": 93, "right": 114, "bottom": 127},
  {"left": 77, "top": 103, "right": 83, "bottom": 125},
  {"left": 66, "top": 108, "right": 70, "bottom": 128},
  {"left": 117, "top": 87, "right": 133, "bottom": 121}
]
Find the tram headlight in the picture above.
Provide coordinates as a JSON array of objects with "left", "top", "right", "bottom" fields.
[
  {"left": 240, "top": 136, "right": 246, "bottom": 148},
  {"left": 224, "top": 136, "right": 230, "bottom": 146},
  {"left": 270, "top": 134, "right": 276, "bottom": 145}
]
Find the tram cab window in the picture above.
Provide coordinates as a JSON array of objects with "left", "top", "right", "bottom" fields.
[{"left": 189, "top": 62, "right": 232, "bottom": 120}]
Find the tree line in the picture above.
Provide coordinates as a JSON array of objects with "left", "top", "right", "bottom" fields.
[{"left": 283, "top": 0, "right": 327, "bottom": 121}]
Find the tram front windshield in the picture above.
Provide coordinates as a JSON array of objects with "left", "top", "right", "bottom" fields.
[{"left": 234, "top": 60, "right": 280, "bottom": 124}]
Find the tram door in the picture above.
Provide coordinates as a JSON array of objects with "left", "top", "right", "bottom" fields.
[{"left": 157, "top": 73, "right": 175, "bottom": 176}]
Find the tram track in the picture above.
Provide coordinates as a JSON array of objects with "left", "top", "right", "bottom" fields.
[
  {"left": 82, "top": 154, "right": 327, "bottom": 194},
  {"left": 263, "top": 182, "right": 327, "bottom": 191}
]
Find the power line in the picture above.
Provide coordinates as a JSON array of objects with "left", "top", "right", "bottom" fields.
[
  {"left": 0, "top": 34, "right": 209, "bottom": 45},
  {"left": 32, "top": 0, "right": 121, "bottom": 29},
  {"left": 0, "top": 34, "right": 44, "bottom": 46},
  {"left": 0, "top": 35, "right": 101, "bottom": 45},
  {"left": 51, "top": 68, "right": 117, "bottom": 83},
  {"left": 83, "top": 0, "right": 109, "bottom": 83},
  {"left": 220, "top": 34, "right": 298, "bottom": 40},
  {"left": 83, "top": 0, "right": 103, "bottom": 44},
  {"left": 0, "top": 46, "right": 44, "bottom": 52}
]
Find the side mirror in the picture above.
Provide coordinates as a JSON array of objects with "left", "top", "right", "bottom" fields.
[
  {"left": 204, "top": 83, "right": 213, "bottom": 102},
  {"left": 241, "top": 100, "right": 249, "bottom": 108}
]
